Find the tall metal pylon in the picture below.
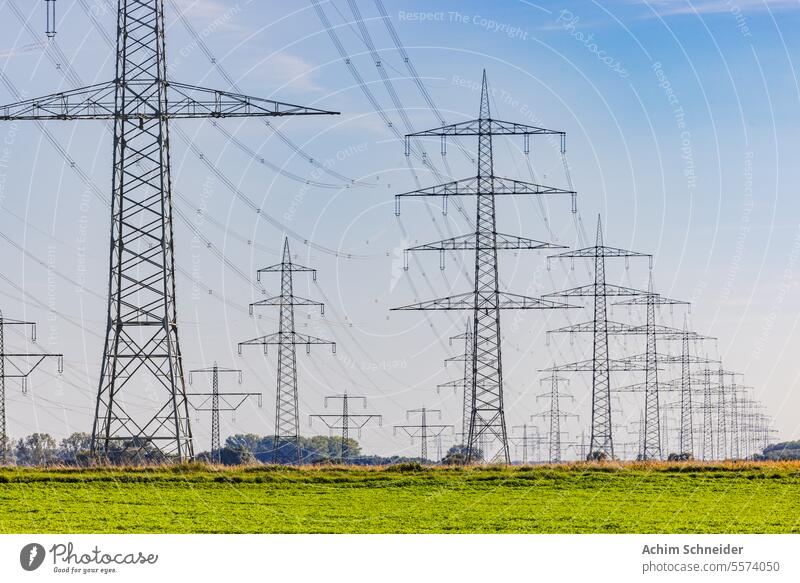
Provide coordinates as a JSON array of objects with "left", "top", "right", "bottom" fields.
[
  {"left": 187, "top": 364, "right": 261, "bottom": 464},
  {"left": 511, "top": 423, "right": 543, "bottom": 464},
  {"left": 393, "top": 71, "right": 575, "bottom": 463},
  {"left": 0, "top": 1, "right": 338, "bottom": 461},
  {"left": 533, "top": 371, "right": 576, "bottom": 463},
  {"left": 239, "top": 238, "right": 335, "bottom": 464},
  {"left": 0, "top": 312, "right": 63, "bottom": 464},
  {"left": 310, "top": 392, "right": 382, "bottom": 463},
  {"left": 394, "top": 407, "right": 452, "bottom": 462},
  {"left": 679, "top": 318, "right": 694, "bottom": 456},
  {"left": 438, "top": 319, "right": 474, "bottom": 448},
  {"left": 702, "top": 362, "right": 714, "bottom": 460},
  {"left": 546, "top": 216, "right": 651, "bottom": 459},
  {"left": 615, "top": 275, "right": 688, "bottom": 461}
]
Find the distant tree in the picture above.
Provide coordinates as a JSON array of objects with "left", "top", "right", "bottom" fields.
[
  {"left": 225, "top": 434, "right": 263, "bottom": 454},
  {"left": 15, "top": 433, "right": 58, "bottom": 466},
  {"left": 59, "top": 432, "right": 92, "bottom": 465},
  {"left": 442, "top": 444, "right": 473, "bottom": 465},
  {"left": 761, "top": 441, "right": 800, "bottom": 461},
  {"left": 219, "top": 445, "right": 256, "bottom": 466}
]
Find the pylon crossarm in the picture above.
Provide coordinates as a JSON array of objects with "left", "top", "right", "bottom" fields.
[
  {"left": 549, "top": 245, "right": 652, "bottom": 260},
  {"left": 397, "top": 176, "right": 574, "bottom": 199},
  {"left": 548, "top": 320, "right": 635, "bottom": 334},
  {"left": 250, "top": 295, "right": 324, "bottom": 310},
  {"left": 544, "top": 283, "right": 646, "bottom": 298},
  {"left": 622, "top": 352, "right": 716, "bottom": 365},
  {"left": 405, "top": 118, "right": 564, "bottom": 137},
  {"left": 406, "top": 233, "right": 565, "bottom": 253},
  {"left": 2, "top": 353, "right": 64, "bottom": 377},
  {"left": 166, "top": 82, "right": 340, "bottom": 118},
  {"left": 614, "top": 289, "right": 688, "bottom": 306},
  {"left": 257, "top": 263, "right": 316, "bottom": 276},
  {"left": 238, "top": 332, "right": 335, "bottom": 352},
  {"left": 0, "top": 81, "right": 340, "bottom": 120},
  {"left": 393, "top": 291, "right": 575, "bottom": 311},
  {"left": 613, "top": 380, "right": 680, "bottom": 393},
  {"left": 542, "top": 358, "right": 648, "bottom": 372},
  {"left": 437, "top": 379, "right": 465, "bottom": 392},
  {"left": 0, "top": 81, "right": 116, "bottom": 120}
]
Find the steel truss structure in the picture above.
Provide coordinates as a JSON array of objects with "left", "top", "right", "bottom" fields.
[
  {"left": 0, "top": 0, "right": 338, "bottom": 461},
  {"left": 188, "top": 364, "right": 261, "bottom": 464},
  {"left": 239, "top": 238, "right": 335, "bottom": 463},
  {"left": 545, "top": 217, "right": 650, "bottom": 459},
  {"left": 393, "top": 71, "right": 575, "bottom": 463},
  {"left": 310, "top": 392, "right": 381, "bottom": 463},
  {"left": 0, "top": 312, "right": 63, "bottom": 464}
]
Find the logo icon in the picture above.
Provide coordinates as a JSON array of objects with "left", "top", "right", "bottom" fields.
[{"left": 20, "top": 543, "right": 46, "bottom": 571}]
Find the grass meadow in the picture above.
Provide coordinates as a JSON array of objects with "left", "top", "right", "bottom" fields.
[{"left": 1, "top": 461, "right": 799, "bottom": 534}]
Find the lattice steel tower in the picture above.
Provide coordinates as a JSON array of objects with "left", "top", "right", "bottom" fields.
[
  {"left": 0, "top": 1, "right": 337, "bottom": 461},
  {"left": 615, "top": 276, "right": 688, "bottom": 461},
  {"left": 239, "top": 238, "right": 335, "bottom": 463},
  {"left": 0, "top": 312, "right": 63, "bottom": 464},
  {"left": 546, "top": 217, "right": 651, "bottom": 459},
  {"left": 533, "top": 371, "right": 576, "bottom": 463},
  {"left": 188, "top": 364, "right": 261, "bottom": 464},
  {"left": 310, "top": 392, "right": 381, "bottom": 463},
  {"left": 394, "top": 71, "right": 575, "bottom": 463}
]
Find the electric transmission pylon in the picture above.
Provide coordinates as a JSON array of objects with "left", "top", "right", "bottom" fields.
[
  {"left": 187, "top": 364, "right": 261, "bottom": 464},
  {"left": 239, "top": 238, "right": 335, "bottom": 464},
  {"left": 393, "top": 70, "right": 575, "bottom": 463},
  {"left": 614, "top": 275, "right": 688, "bottom": 460},
  {"left": 532, "top": 371, "right": 577, "bottom": 463},
  {"left": 438, "top": 319, "right": 474, "bottom": 450},
  {"left": 0, "top": 1, "right": 338, "bottom": 461},
  {"left": 0, "top": 312, "right": 64, "bottom": 464},
  {"left": 310, "top": 392, "right": 381, "bottom": 463},
  {"left": 394, "top": 407, "right": 453, "bottom": 463},
  {"left": 511, "top": 423, "right": 543, "bottom": 464},
  {"left": 546, "top": 216, "right": 651, "bottom": 460}
]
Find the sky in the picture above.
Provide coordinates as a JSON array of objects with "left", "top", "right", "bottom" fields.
[{"left": 0, "top": 0, "right": 799, "bottom": 460}]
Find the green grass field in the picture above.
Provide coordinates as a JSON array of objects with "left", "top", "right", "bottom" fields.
[{"left": 1, "top": 462, "right": 799, "bottom": 533}]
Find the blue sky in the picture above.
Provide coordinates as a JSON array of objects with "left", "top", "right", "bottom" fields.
[{"left": 0, "top": 0, "right": 799, "bottom": 458}]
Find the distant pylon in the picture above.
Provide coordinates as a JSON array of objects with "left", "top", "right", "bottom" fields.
[
  {"left": 393, "top": 71, "right": 575, "bottom": 463},
  {"left": 614, "top": 274, "right": 688, "bottom": 461},
  {"left": 438, "top": 319, "right": 475, "bottom": 454},
  {"left": 702, "top": 361, "right": 714, "bottom": 460},
  {"left": 0, "top": 1, "right": 338, "bottom": 461},
  {"left": 394, "top": 407, "right": 452, "bottom": 462},
  {"left": 679, "top": 318, "right": 694, "bottom": 457},
  {"left": 187, "top": 364, "right": 261, "bottom": 464},
  {"left": 533, "top": 371, "right": 577, "bottom": 463},
  {"left": 511, "top": 423, "right": 542, "bottom": 464},
  {"left": 0, "top": 312, "right": 63, "bottom": 464},
  {"left": 310, "top": 392, "right": 381, "bottom": 463},
  {"left": 546, "top": 216, "right": 651, "bottom": 459},
  {"left": 239, "top": 238, "right": 335, "bottom": 463}
]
